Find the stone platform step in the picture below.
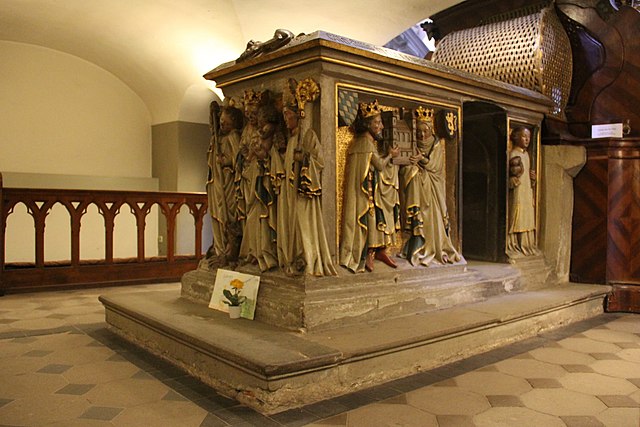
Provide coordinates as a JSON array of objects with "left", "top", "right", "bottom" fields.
[{"left": 100, "top": 278, "right": 610, "bottom": 414}]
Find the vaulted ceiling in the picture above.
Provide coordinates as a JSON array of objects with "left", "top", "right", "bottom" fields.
[{"left": 0, "top": 0, "right": 462, "bottom": 124}]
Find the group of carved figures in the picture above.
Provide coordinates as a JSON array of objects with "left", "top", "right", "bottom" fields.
[
  {"left": 207, "top": 78, "right": 336, "bottom": 277},
  {"left": 206, "top": 79, "right": 538, "bottom": 277}
]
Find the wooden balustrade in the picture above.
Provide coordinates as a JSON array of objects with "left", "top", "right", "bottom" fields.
[{"left": 0, "top": 172, "right": 208, "bottom": 294}]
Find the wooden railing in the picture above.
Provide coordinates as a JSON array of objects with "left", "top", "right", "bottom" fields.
[{"left": 0, "top": 173, "right": 208, "bottom": 294}]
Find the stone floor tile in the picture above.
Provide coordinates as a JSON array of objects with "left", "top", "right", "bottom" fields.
[
  {"left": 436, "top": 414, "right": 475, "bottom": 427},
  {"left": 10, "top": 317, "right": 68, "bottom": 330},
  {"left": 112, "top": 400, "right": 208, "bottom": 427},
  {"left": 0, "top": 398, "right": 14, "bottom": 409},
  {"left": 603, "top": 317, "right": 640, "bottom": 334},
  {"left": 30, "top": 332, "right": 96, "bottom": 350},
  {"left": 560, "top": 373, "right": 638, "bottom": 396},
  {"left": 80, "top": 405, "right": 124, "bottom": 421},
  {"left": 520, "top": 388, "right": 607, "bottom": 416},
  {"left": 62, "top": 359, "right": 140, "bottom": 384},
  {"left": 162, "top": 390, "right": 189, "bottom": 401},
  {"left": 0, "top": 372, "right": 69, "bottom": 398},
  {"left": 618, "top": 348, "right": 640, "bottom": 364},
  {"left": 130, "top": 369, "right": 155, "bottom": 380},
  {"left": 562, "top": 364, "right": 595, "bottom": 373},
  {"left": 0, "top": 354, "right": 50, "bottom": 376},
  {"left": 22, "top": 349, "right": 53, "bottom": 357},
  {"left": 476, "top": 365, "right": 499, "bottom": 372},
  {"left": 596, "top": 408, "right": 640, "bottom": 427},
  {"left": 304, "top": 413, "right": 347, "bottom": 426},
  {"left": 46, "top": 419, "right": 116, "bottom": 426},
  {"left": 583, "top": 329, "right": 640, "bottom": 344},
  {"left": 529, "top": 347, "right": 596, "bottom": 365},
  {"left": 0, "top": 393, "right": 90, "bottom": 426},
  {"left": 560, "top": 415, "right": 605, "bottom": 427},
  {"left": 37, "top": 363, "right": 72, "bottom": 374},
  {"left": 628, "top": 378, "right": 640, "bottom": 388},
  {"left": 526, "top": 378, "right": 563, "bottom": 388},
  {"left": 198, "top": 413, "right": 229, "bottom": 427},
  {"left": 11, "top": 336, "right": 38, "bottom": 344},
  {"left": 192, "top": 393, "right": 239, "bottom": 413},
  {"left": 590, "top": 352, "right": 622, "bottom": 360},
  {"left": 331, "top": 391, "right": 378, "bottom": 410},
  {"left": 342, "top": 402, "right": 437, "bottom": 427},
  {"left": 47, "top": 345, "right": 116, "bottom": 365},
  {"left": 56, "top": 383, "right": 96, "bottom": 395},
  {"left": 558, "top": 337, "right": 622, "bottom": 354},
  {"left": 301, "top": 398, "right": 350, "bottom": 419},
  {"left": 591, "top": 359, "right": 640, "bottom": 378},
  {"left": 208, "top": 404, "right": 279, "bottom": 427},
  {"left": 405, "top": 387, "right": 490, "bottom": 415},
  {"left": 473, "top": 407, "right": 565, "bottom": 427},
  {"left": 454, "top": 371, "right": 532, "bottom": 396},
  {"left": 83, "top": 377, "right": 171, "bottom": 407},
  {"left": 46, "top": 313, "right": 71, "bottom": 320},
  {"left": 432, "top": 378, "right": 457, "bottom": 387},
  {"left": 0, "top": 330, "right": 27, "bottom": 339},
  {"left": 616, "top": 342, "right": 640, "bottom": 349},
  {"left": 266, "top": 407, "right": 320, "bottom": 427},
  {"left": 596, "top": 395, "right": 640, "bottom": 407},
  {"left": 486, "top": 394, "right": 525, "bottom": 407},
  {"left": 494, "top": 357, "right": 567, "bottom": 378}
]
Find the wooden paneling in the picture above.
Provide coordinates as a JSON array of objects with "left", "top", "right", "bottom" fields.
[
  {"left": 571, "top": 149, "right": 608, "bottom": 283},
  {"left": 607, "top": 143, "right": 640, "bottom": 282}
]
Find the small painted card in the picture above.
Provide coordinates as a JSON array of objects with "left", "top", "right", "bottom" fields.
[{"left": 209, "top": 269, "right": 260, "bottom": 320}]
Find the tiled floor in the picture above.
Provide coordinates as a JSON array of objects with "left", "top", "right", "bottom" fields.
[{"left": 0, "top": 283, "right": 638, "bottom": 426}]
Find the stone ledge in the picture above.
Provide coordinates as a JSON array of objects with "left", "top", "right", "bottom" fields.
[
  {"left": 181, "top": 261, "right": 527, "bottom": 331},
  {"left": 100, "top": 278, "right": 610, "bottom": 413}
]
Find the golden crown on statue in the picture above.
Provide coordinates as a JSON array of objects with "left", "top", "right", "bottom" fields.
[
  {"left": 414, "top": 106, "right": 434, "bottom": 123},
  {"left": 243, "top": 89, "right": 262, "bottom": 106},
  {"left": 358, "top": 99, "right": 381, "bottom": 118}
]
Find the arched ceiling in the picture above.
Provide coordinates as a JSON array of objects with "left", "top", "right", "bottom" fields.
[{"left": 0, "top": 0, "right": 461, "bottom": 124}]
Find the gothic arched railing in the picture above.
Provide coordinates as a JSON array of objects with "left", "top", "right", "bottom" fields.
[{"left": 0, "top": 172, "right": 208, "bottom": 294}]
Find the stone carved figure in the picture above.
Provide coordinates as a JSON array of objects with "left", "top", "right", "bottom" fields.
[
  {"left": 400, "top": 107, "right": 461, "bottom": 266},
  {"left": 237, "top": 29, "right": 295, "bottom": 62},
  {"left": 507, "top": 126, "right": 540, "bottom": 257},
  {"left": 206, "top": 101, "right": 244, "bottom": 264},
  {"left": 277, "top": 78, "right": 337, "bottom": 276},
  {"left": 235, "top": 89, "right": 263, "bottom": 232},
  {"left": 237, "top": 94, "right": 280, "bottom": 271},
  {"left": 339, "top": 100, "right": 400, "bottom": 273}
]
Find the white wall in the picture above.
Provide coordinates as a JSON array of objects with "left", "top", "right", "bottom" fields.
[
  {"left": 0, "top": 41, "right": 157, "bottom": 263},
  {"left": 0, "top": 41, "right": 152, "bottom": 177}
]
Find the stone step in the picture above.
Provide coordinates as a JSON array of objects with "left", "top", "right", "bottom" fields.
[{"left": 100, "top": 279, "right": 610, "bottom": 414}]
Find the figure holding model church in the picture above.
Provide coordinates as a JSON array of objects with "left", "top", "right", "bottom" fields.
[{"left": 339, "top": 99, "right": 400, "bottom": 273}]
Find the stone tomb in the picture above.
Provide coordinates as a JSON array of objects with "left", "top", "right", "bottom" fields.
[{"left": 98, "top": 32, "right": 600, "bottom": 414}]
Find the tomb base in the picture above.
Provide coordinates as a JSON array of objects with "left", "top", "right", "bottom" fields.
[
  {"left": 100, "top": 262, "right": 610, "bottom": 414},
  {"left": 180, "top": 259, "right": 530, "bottom": 332}
]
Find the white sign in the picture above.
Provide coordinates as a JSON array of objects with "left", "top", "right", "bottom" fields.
[
  {"left": 209, "top": 269, "right": 260, "bottom": 320},
  {"left": 591, "top": 123, "right": 623, "bottom": 138}
]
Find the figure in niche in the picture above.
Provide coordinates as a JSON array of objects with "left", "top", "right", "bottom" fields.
[
  {"left": 237, "top": 96, "right": 280, "bottom": 271},
  {"left": 507, "top": 126, "right": 540, "bottom": 257},
  {"left": 277, "top": 78, "right": 337, "bottom": 276},
  {"left": 206, "top": 101, "right": 244, "bottom": 265},
  {"left": 400, "top": 107, "right": 461, "bottom": 266},
  {"left": 340, "top": 100, "right": 400, "bottom": 273}
]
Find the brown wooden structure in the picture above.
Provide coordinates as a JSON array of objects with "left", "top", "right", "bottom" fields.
[
  {"left": 431, "top": 0, "right": 640, "bottom": 311},
  {"left": 0, "top": 172, "right": 208, "bottom": 294}
]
